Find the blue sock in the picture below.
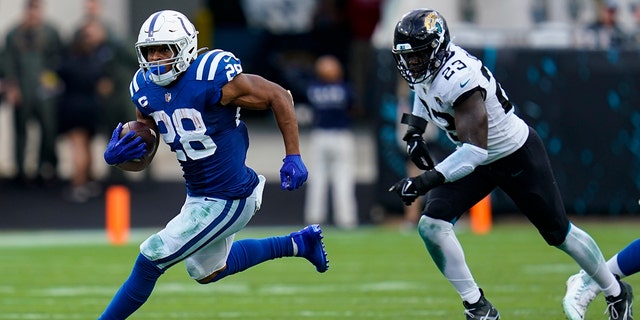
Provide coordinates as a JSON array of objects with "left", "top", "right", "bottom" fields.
[
  {"left": 617, "top": 238, "right": 640, "bottom": 277},
  {"left": 210, "top": 236, "right": 293, "bottom": 282},
  {"left": 99, "top": 254, "right": 164, "bottom": 320}
]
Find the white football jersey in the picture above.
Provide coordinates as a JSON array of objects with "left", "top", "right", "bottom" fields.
[{"left": 411, "top": 43, "right": 529, "bottom": 164}]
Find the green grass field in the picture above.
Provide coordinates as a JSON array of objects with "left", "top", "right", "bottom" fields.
[{"left": 0, "top": 218, "right": 637, "bottom": 319}]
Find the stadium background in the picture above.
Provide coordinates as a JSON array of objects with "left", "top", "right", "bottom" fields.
[{"left": 1, "top": 0, "right": 640, "bottom": 230}]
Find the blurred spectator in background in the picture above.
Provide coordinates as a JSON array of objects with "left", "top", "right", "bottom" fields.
[
  {"left": 207, "top": 0, "right": 248, "bottom": 54},
  {"left": 346, "top": 0, "right": 381, "bottom": 117},
  {"left": 304, "top": 55, "right": 359, "bottom": 229},
  {"left": 78, "top": 0, "right": 137, "bottom": 133},
  {"left": 311, "top": 0, "right": 350, "bottom": 65},
  {"left": 0, "top": 49, "right": 6, "bottom": 189},
  {"left": 629, "top": 0, "right": 640, "bottom": 47},
  {"left": 582, "top": 0, "right": 628, "bottom": 49},
  {"left": 0, "top": 49, "right": 6, "bottom": 103},
  {"left": 241, "top": 0, "right": 317, "bottom": 104},
  {"left": 83, "top": 0, "right": 106, "bottom": 24},
  {"left": 56, "top": 18, "right": 111, "bottom": 202},
  {"left": 242, "top": 0, "right": 317, "bottom": 37},
  {"left": 3, "top": 0, "right": 63, "bottom": 187},
  {"left": 77, "top": 0, "right": 138, "bottom": 185},
  {"left": 82, "top": 0, "right": 124, "bottom": 43}
]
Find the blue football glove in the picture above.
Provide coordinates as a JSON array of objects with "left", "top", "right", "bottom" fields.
[
  {"left": 280, "top": 154, "right": 308, "bottom": 190},
  {"left": 104, "top": 122, "right": 147, "bottom": 165}
]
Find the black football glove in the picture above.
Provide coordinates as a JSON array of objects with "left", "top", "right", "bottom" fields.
[
  {"left": 388, "top": 169, "right": 445, "bottom": 205},
  {"left": 403, "top": 126, "right": 435, "bottom": 170}
]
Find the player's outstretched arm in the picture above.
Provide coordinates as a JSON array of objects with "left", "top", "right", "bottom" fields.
[
  {"left": 221, "top": 73, "right": 307, "bottom": 190},
  {"left": 221, "top": 73, "right": 300, "bottom": 155}
]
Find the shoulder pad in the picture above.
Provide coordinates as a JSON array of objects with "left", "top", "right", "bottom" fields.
[
  {"left": 129, "top": 69, "right": 148, "bottom": 98},
  {"left": 191, "top": 49, "right": 242, "bottom": 82}
]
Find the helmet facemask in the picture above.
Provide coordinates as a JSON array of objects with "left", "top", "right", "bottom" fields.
[
  {"left": 393, "top": 39, "right": 447, "bottom": 84},
  {"left": 137, "top": 41, "right": 192, "bottom": 86}
]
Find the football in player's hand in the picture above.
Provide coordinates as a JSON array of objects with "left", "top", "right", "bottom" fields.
[{"left": 116, "top": 121, "right": 157, "bottom": 172}]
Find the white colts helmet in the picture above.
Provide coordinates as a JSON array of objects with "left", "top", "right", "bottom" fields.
[{"left": 136, "top": 10, "right": 198, "bottom": 86}]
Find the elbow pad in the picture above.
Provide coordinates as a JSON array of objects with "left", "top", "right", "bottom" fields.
[{"left": 434, "top": 143, "right": 488, "bottom": 182}]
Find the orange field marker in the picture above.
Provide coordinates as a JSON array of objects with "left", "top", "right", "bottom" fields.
[
  {"left": 470, "top": 195, "right": 492, "bottom": 235},
  {"left": 106, "top": 185, "right": 131, "bottom": 245}
]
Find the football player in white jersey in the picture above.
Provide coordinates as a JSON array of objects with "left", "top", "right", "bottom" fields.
[
  {"left": 99, "top": 10, "right": 328, "bottom": 319},
  {"left": 388, "top": 9, "right": 632, "bottom": 320}
]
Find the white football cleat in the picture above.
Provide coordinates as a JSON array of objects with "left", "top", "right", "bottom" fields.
[{"left": 563, "top": 270, "right": 601, "bottom": 320}]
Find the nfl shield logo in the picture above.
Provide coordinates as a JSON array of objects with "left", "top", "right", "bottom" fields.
[{"left": 165, "top": 92, "right": 171, "bottom": 102}]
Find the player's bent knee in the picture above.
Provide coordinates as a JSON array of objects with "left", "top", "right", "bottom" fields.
[
  {"left": 539, "top": 221, "right": 571, "bottom": 246},
  {"left": 417, "top": 215, "right": 453, "bottom": 243},
  {"left": 196, "top": 264, "right": 227, "bottom": 284},
  {"left": 542, "top": 229, "right": 569, "bottom": 247},
  {"left": 423, "top": 198, "right": 455, "bottom": 221}
]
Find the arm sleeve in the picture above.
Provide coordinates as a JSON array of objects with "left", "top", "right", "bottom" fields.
[{"left": 434, "top": 143, "right": 488, "bottom": 182}]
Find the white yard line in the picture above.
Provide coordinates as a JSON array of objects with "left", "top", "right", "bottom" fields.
[{"left": 0, "top": 229, "right": 156, "bottom": 247}]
